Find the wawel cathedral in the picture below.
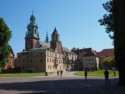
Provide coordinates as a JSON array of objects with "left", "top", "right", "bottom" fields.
[{"left": 17, "top": 13, "right": 77, "bottom": 73}]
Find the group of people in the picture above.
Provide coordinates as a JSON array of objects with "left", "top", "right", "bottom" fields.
[
  {"left": 56, "top": 68, "right": 112, "bottom": 86},
  {"left": 57, "top": 70, "right": 63, "bottom": 77},
  {"left": 84, "top": 68, "right": 110, "bottom": 86}
]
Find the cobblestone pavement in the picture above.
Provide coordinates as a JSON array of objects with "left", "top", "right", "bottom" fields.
[{"left": 0, "top": 71, "right": 125, "bottom": 94}]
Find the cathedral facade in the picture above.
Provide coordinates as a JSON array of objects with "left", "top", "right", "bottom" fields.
[{"left": 17, "top": 13, "right": 77, "bottom": 73}]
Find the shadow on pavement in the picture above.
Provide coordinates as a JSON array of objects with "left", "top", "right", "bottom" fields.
[{"left": 0, "top": 78, "right": 124, "bottom": 94}]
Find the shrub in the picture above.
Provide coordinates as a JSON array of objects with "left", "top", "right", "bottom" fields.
[{"left": 28, "top": 68, "right": 35, "bottom": 73}]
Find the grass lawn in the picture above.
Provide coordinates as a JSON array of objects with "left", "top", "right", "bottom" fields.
[
  {"left": 0, "top": 72, "right": 45, "bottom": 77},
  {"left": 74, "top": 70, "right": 119, "bottom": 77}
]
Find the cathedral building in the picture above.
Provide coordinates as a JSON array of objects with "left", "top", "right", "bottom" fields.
[{"left": 17, "top": 13, "right": 77, "bottom": 73}]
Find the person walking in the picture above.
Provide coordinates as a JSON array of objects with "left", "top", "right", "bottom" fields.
[
  {"left": 104, "top": 69, "right": 110, "bottom": 86},
  {"left": 60, "top": 70, "right": 63, "bottom": 77},
  {"left": 112, "top": 67, "right": 116, "bottom": 76},
  {"left": 84, "top": 69, "right": 88, "bottom": 80},
  {"left": 57, "top": 70, "right": 59, "bottom": 76}
]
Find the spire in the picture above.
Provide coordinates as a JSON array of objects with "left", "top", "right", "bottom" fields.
[
  {"left": 25, "top": 11, "right": 39, "bottom": 39},
  {"left": 30, "top": 10, "right": 35, "bottom": 24},
  {"left": 51, "top": 27, "right": 60, "bottom": 41},
  {"left": 50, "top": 27, "right": 62, "bottom": 53},
  {"left": 45, "top": 31, "right": 49, "bottom": 43},
  {"left": 52, "top": 27, "right": 59, "bottom": 36}
]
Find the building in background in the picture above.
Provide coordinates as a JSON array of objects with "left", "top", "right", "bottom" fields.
[
  {"left": 72, "top": 48, "right": 114, "bottom": 71},
  {"left": 83, "top": 48, "right": 99, "bottom": 70},
  {"left": 15, "top": 13, "right": 114, "bottom": 72},
  {"left": 3, "top": 47, "right": 15, "bottom": 72},
  {"left": 17, "top": 13, "right": 77, "bottom": 73},
  {"left": 72, "top": 48, "right": 99, "bottom": 70},
  {"left": 97, "top": 48, "right": 114, "bottom": 69},
  {"left": 63, "top": 47, "right": 77, "bottom": 71}
]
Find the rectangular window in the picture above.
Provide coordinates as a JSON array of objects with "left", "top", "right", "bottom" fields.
[
  {"left": 41, "top": 52, "right": 42, "bottom": 56},
  {"left": 48, "top": 58, "right": 49, "bottom": 62}
]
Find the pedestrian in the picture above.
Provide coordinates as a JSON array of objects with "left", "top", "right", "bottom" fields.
[
  {"left": 112, "top": 67, "right": 116, "bottom": 76},
  {"left": 84, "top": 69, "right": 88, "bottom": 80},
  {"left": 60, "top": 70, "right": 63, "bottom": 77},
  {"left": 57, "top": 70, "right": 59, "bottom": 76},
  {"left": 104, "top": 69, "right": 110, "bottom": 86}
]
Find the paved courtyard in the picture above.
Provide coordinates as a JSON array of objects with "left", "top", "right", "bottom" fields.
[{"left": 0, "top": 71, "right": 125, "bottom": 94}]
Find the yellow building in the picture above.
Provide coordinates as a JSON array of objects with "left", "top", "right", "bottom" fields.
[
  {"left": 17, "top": 13, "right": 77, "bottom": 73},
  {"left": 17, "top": 47, "right": 64, "bottom": 73}
]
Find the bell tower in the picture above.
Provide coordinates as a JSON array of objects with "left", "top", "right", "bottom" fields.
[
  {"left": 50, "top": 27, "right": 62, "bottom": 53},
  {"left": 25, "top": 12, "right": 40, "bottom": 50}
]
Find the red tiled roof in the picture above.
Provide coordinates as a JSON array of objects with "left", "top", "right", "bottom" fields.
[
  {"left": 72, "top": 48, "right": 97, "bottom": 56},
  {"left": 97, "top": 48, "right": 114, "bottom": 57},
  {"left": 83, "top": 48, "right": 97, "bottom": 56}
]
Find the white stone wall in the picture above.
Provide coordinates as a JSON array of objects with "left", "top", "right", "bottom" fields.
[{"left": 83, "top": 56, "right": 99, "bottom": 70}]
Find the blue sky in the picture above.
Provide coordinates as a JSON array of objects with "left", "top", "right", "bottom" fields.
[{"left": 0, "top": 0, "right": 113, "bottom": 56}]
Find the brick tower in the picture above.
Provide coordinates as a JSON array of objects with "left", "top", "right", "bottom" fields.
[
  {"left": 51, "top": 27, "right": 62, "bottom": 53},
  {"left": 25, "top": 12, "right": 40, "bottom": 50}
]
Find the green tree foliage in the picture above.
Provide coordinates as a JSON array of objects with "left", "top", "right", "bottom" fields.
[
  {"left": 0, "top": 18, "right": 12, "bottom": 67},
  {"left": 100, "top": 0, "right": 125, "bottom": 85},
  {"left": 98, "top": 0, "right": 114, "bottom": 39},
  {"left": 99, "top": 0, "right": 125, "bottom": 85},
  {"left": 103, "top": 57, "right": 115, "bottom": 68}
]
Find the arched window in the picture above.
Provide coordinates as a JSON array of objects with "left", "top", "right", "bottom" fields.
[{"left": 35, "top": 30, "right": 36, "bottom": 34}]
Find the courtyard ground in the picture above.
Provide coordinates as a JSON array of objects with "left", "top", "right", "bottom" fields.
[{"left": 0, "top": 71, "right": 125, "bottom": 94}]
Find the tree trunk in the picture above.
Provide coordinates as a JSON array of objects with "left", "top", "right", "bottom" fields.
[{"left": 113, "top": 0, "right": 125, "bottom": 85}]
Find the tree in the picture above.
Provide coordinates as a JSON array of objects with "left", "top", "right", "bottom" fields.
[
  {"left": 113, "top": 0, "right": 125, "bottom": 85},
  {"left": 99, "top": 0, "right": 125, "bottom": 85},
  {"left": 98, "top": 0, "right": 114, "bottom": 40},
  {"left": 0, "top": 18, "right": 12, "bottom": 67},
  {"left": 103, "top": 57, "right": 115, "bottom": 69}
]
